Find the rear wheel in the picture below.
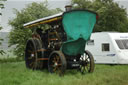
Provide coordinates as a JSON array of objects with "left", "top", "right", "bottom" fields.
[
  {"left": 79, "top": 50, "right": 94, "bottom": 74},
  {"left": 48, "top": 51, "right": 67, "bottom": 76},
  {"left": 25, "top": 38, "right": 43, "bottom": 70}
]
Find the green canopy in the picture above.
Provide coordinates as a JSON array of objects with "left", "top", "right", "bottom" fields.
[{"left": 61, "top": 10, "right": 97, "bottom": 56}]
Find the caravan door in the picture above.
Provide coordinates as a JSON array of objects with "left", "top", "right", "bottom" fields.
[{"left": 99, "top": 42, "right": 117, "bottom": 64}]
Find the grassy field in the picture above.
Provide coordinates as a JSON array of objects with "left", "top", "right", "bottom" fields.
[{"left": 0, "top": 61, "right": 128, "bottom": 85}]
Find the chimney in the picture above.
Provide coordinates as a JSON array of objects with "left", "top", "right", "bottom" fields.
[{"left": 65, "top": 5, "right": 72, "bottom": 11}]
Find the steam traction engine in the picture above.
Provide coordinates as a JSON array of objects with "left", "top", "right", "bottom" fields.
[{"left": 23, "top": 7, "right": 98, "bottom": 75}]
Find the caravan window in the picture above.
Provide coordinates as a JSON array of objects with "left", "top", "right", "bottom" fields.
[
  {"left": 115, "top": 39, "right": 128, "bottom": 49},
  {"left": 87, "top": 40, "right": 94, "bottom": 45},
  {"left": 102, "top": 43, "right": 110, "bottom": 51}
]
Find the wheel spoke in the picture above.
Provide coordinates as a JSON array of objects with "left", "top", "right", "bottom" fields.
[
  {"left": 56, "top": 56, "right": 60, "bottom": 62},
  {"left": 29, "top": 62, "right": 34, "bottom": 67},
  {"left": 53, "top": 66, "right": 57, "bottom": 72},
  {"left": 57, "top": 64, "right": 62, "bottom": 66},
  {"left": 53, "top": 57, "right": 57, "bottom": 62},
  {"left": 29, "top": 43, "right": 34, "bottom": 50},
  {"left": 26, "top": 52, "right": 35, "bottom": 61},
  {"left": 87, "top": 63, "right": 91, "bottom": 70},
  {"left": 57, "top": 67, "right": 62, "bottom": 75},
  {"left": 81, "top": 56, "right": 84, "bottom": 60},
  {"left": 27, "top": 50, "right": 33, "bottom": 53},
  {"left": 81, "top": 66, "right": 85, "bottom": 74},
  {"left": 83, "top": 67, "right": 86, "bottom": 73},
  {"left": 32, "top": 62, "right": 37, "bottom": 69},
  {"left": 85, "top": 57, "right": 89, "bottom": 61},
  {"left": 28, "top": 56, "right": 33, "bottom": 60},
  {"left": 50, "top": 64, "right": 55, "bottom": 67}
]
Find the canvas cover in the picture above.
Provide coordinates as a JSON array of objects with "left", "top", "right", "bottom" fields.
[{"left": 61, "top": 10, "right": 97, "bottom": 56}]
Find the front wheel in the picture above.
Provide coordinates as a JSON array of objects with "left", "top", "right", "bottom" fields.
[
  {"left": 48, "top": 51, "right": 67, "bottom": 76},
  {"left": 79, "top": 50, "right": 95, "bottom": 74}
]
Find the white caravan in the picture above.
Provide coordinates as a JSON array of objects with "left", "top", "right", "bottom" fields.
[{"left": 86, "top": 32, "right": 128, "bottom": 64}]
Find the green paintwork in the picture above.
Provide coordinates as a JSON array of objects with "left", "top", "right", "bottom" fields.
[{"left": 61, "top": 10, "right": 97, "bottom": 56}]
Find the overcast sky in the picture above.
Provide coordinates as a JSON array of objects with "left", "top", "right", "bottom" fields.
[{"left": 0, "top": 0, "right": 128, "bottom": 32}]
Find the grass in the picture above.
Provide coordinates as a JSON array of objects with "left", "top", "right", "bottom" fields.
[
  {"left": 0, "top": 58, "right": 23, "bottom": 63},
  {"left": 0, "top": 61, "right": 128, "bottom": 85}
]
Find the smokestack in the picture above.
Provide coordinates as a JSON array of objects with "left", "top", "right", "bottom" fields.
[{"left": 65, "top": 5, "right": 72, "bottom": 11}]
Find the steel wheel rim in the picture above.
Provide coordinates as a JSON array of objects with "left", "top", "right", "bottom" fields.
[{"left": 25, "top": 40, "right": 37, "bottom": 69}]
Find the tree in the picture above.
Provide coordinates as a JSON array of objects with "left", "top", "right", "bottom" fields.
[
  {"left": 0, "top": 27, "right": 4, "bottom": 55},
  {"left": 0, "top": 0, "right": 6, "bottom": 27},
  {"left": 0, "top": 0, "right": 6, "bottom": 15},
  {"left": 72, "top": 0, "right": 128, "bottom": 32},
  {"left": 9, "top": 2, "right": 62, "bottom": 59},
  {"left": 0, "top": 0, "right": 6, "bottom": 55}
]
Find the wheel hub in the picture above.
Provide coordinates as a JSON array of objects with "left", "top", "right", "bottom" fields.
[
  {"left": 54, "top": 62, "right": 58, "bottom": 67},
  {"left": 31, "top": 54, "right": 34, "bottom": 57},
  {"left": 81, "top": 60, "right": 88, "bottom": 66}
]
